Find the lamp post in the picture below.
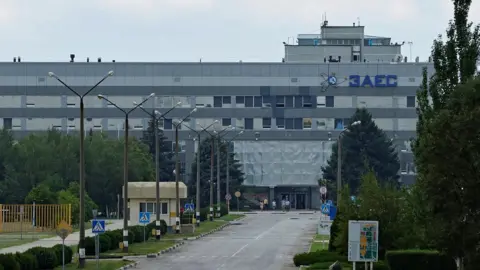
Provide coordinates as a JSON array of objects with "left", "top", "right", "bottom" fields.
[
  {"left": 97, "top": 93, "right": 155, "bottom": 253},
  {"left": 222, "top": 130, "right": 244, "bottom": 213},
  {"left": 48, "top": 70, "right": 113, "bottom": 268},
  {"left": 213, "top": 126, "right": 234, "bottom": 217},
  {"left": 336, "top": 120, "right": 361, "bottom": 204},
  {"left": 134, "top": 101, "right": 181, "bottom": 240},
  {"left": 173, "top": 108, "right": 198, "bottom": 234},
  {"left": 182, "top": 121, "right": 218, "bottom": 226}
]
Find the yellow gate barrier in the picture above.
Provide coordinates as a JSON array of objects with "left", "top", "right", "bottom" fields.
[{"left": 0, "top": 204, "right": 71, "bottom": 233}]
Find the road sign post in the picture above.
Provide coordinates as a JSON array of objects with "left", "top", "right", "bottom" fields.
[
  {"left": 234, "top": 191, "right": 241, "bottom": 212},
  {"left": 91, "top": 218, "right": 105, "bottom": 270},
  {"left": 139, "top": 212, "right": 151, "bottom": 242},
  {"left": 56, "top": 221, "right": 72, "bottom": 270}
]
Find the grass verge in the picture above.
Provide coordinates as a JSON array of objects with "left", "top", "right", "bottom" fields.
[
  {"left": 217, "top": 214, "right": 245, "bottom": 221},
  {"left": 105, "top": 239, "right": 177, "bottom": 256},
  {"left": 54, "top": 260, "right": 131, "bottom": 270},
  {"left": 0, "top": 232, "right": 54, "bottom": 249},
  {"left": 310, "top": 234, "right": 330, "bottom": 252}
]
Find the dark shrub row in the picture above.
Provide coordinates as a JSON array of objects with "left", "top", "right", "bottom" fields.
[
  {"left": 0, "top": 245, "right": 73, "bottom": 270},
  {"left": 293, "top": 250, "right": 389, "bottom": 270},
  {"left": 386, "top": 250, "right": 456, "bottom": 270},
  {"left": 198, "top": 203, "right": 228, "bottom": 221},
  {"left": 83, "top": 219, "right": 168, "bottom": 255}
]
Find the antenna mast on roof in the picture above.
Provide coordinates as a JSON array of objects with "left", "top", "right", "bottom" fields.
[{"left": 357, "top": 17, "right": 360, "bottom": 26}]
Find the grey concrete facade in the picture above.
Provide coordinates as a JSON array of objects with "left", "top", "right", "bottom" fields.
[{"left": 0, "top": 61, "right": 425, "bottom": 189}]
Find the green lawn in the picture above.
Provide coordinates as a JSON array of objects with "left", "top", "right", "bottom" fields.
[
  {"left": 106, "top": 239, "right": 177, "bottom": 256},
  {"left": 54, "top": 260, "right": 131, "bottom": 270},
  {"left": 310, "top": 234, "right": 330, "bottom": 252},
  {"left": 0, "top": 232, "right": 55, "bottom": 249}
]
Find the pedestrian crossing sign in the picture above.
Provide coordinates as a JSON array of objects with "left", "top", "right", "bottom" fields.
[
  {"left": 91, "top": 220, "right": 106, "bottom": 234},
  {"left": 321, "top": 204, "right": 330, "bottom": 215},
  {"left": 139, "top": 212, "right": 151, "bottom": 224}
]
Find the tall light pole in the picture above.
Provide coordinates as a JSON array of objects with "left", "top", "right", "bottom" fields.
[
  {"left": 134, "top": 101, "right": 181, "bottom": 240},
  {"left": 182, "top": 121, "right": 218, "bottom": 226},
  {"left": 336, "top": 120, "right": 361, "bottom": 204},
  {"left": 173, "top": 108, "right": 197, "bottom": 234},
  {"left": 223, "top": 130, "right": 244, "bottom": 213},
  {"left": 48, "top": 70, "right": 113, "bottom": 268},
  {"left": 213, "top": 126, "right": 234, "bottom": 217},
  {"left": 98, "top": 93, "right": 155, "bottom": 253}
]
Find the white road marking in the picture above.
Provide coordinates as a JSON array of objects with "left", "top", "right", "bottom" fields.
[{"left": 231, "top": 243, "right": 249, "bottom": 257}]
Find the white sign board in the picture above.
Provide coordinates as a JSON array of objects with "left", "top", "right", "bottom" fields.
[
  {"left": 348, "top": 220, "right": 379, "bottom": 262},
  {"left": 320, "top": 186, "right": 327, "bottom": 195},
  {"left": 317, "top": 220, "right": 332, "bottom": 236}
]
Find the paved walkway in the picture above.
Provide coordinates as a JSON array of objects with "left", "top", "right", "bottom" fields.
[{"left": 0, "top": 220, "right": 124, "bottom": 254}]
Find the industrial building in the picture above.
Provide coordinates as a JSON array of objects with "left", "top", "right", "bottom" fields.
[{"left": 0, "top": 21, "right": 427, "bottom": 209}]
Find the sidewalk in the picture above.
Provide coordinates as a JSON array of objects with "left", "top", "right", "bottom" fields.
[{"left": 0, "top": 219, "right": 124, "bottom": 254}]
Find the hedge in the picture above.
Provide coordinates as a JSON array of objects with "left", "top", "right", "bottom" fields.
[
  {"left": 25, "top": 247, "right": 58, "bottom": 269},
  {"left": 15, "top": 252, "right": 38, "bottom": 270},
  {"left": 146, "top": 219, "right": 167, "bottom": 235},
  {"left": 386, "top": 250, "right": 456, "bottom": 270},
  {"left": 0, "top": 253, "right": 20, "bottom": 270},
  {"left": 52, "top": 244, "right": 73, "bottom": 265},
  {"left": 293, "top": 250, "right": 347, "bottom": 266},
  {"left": 199, "top": 203, "right": 229, "bottom": 221}
]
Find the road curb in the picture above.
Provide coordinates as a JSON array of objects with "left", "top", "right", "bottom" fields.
[
  {"left": 117, "top": 260, "right": 139, "bottom": 270},
  {"left": 187, "top": 215, "right": 247, "bottom": 241},
  {"left": 145, "top": 241, "right": 186, "bottom": 258}
]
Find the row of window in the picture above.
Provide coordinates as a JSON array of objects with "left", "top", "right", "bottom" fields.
[
  {"left": 214, "top": 95, "right": 417, "bottom": 108},
  {"left": 139, "top": 202, "right": 169, "bottom": 215},
  {"left": 1, "top": 117, "right": 418, "bottom": 131}
]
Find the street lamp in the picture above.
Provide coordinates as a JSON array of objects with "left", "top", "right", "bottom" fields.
[
  {"left": 48, "top": 70, "right": 113, "bottom": 268},
  {"left": 133, "top": 100, "right": 182, "bottom": 240},
  {"left": 222, "top": 130, "right": 244, "bottom": 213},
  {"left": 173, "top": 108, "right": 197, "bottom": 234},
  {"left": 182, "top": 121, "right": 218, "bottom": 226},
  {"left": 97, "top": 93, "right": 155, "bottom": 253},
  {"left": 336, "top": 120, "right": 361, "bottom": 204}
]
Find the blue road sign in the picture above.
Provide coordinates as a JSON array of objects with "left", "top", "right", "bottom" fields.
[
  {"left": 139, "top": 212, "right": 151, "bottom": 225},
  {"left": 329, "top": 205, "right": 337, "bottom": 220},
  {"left": 184, "top": 203, "right": 194, "bottom": 211},
  {"left": 351, "top": 196, "right": 356, "bottom": 202},
  {"left": 321, "top": 204, "right": 330, "bottom": 215},
  {"left": 92, "top": 220, "right": 106, "bottom": 234},
  {"left": 326, "top": 200, "right": 333, "bottom": 205}
]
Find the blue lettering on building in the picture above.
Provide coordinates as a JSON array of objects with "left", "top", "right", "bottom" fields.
[{"left": 349, "top": 75, "right": 398, "bottom": 87}]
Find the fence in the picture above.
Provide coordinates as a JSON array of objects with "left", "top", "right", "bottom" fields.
[{"left": 0, "top": 204, "right": 71, "bottom": 233}]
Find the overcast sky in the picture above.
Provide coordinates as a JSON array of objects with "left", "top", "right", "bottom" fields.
[{"left": 0, "top": 0, "right": 479, "bottom": 63}]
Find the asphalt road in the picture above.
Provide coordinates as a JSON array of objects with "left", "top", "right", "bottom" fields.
[{"left": 138, "top": 211, "right": 319, "bottom": 270}]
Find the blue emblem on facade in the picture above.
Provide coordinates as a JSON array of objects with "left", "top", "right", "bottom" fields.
[{"left": 320, "top": 73, "right": 348, "bottom": 92}]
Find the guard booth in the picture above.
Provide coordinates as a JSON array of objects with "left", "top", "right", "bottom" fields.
[{"left": 126, "top": 182, "right": 187, "bottom": 227}]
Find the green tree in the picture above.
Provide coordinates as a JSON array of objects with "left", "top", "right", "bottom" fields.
[
  {"left": 332, "top": 171, "right": 406, "bottom": 259},
  {"left": 24, "top": 183, "right": 57, "bottom": 204},
  {"left": 322, "top": 108, "right": 400, "bottom": 199},
  {"left": 58, "top": 182, "right": 98, "bottom": 224},
  {"left": 189, "top": 137, "right": 244, "bottom": 208},
  {"left": 414, "top": 0, "right": 480, "bottom": 268},
  {"left": 140, "top": 116, "right": 174, "bottom": 181}
]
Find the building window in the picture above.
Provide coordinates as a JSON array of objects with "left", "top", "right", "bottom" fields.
[
  {"left": 222, "top": 96, "right": 231, "bottom": 104},
  {"left": 3, "top": 118, "right": 12, "bottom": 130},
  {"left": 245, "top": 96, "right": 253, "bottom": 107},
  {"left": 222, "top": 118, "right": 231, "bottom": 127},
  {"left": 276, "top": 96, "right": 285, "bottom": 107},
  {"left": 326, "top": 96, "right": 334, "bottom": 107},
  {"left": 140, "top": 202, "right": 168, "bottom": 214},
  {"left": 254, "top": 96, "right": 263, "bottom": 107},
  {"left": 262, "top": 118, "right": 271, "bottom": 128},
  {"left": 236, "top": 96, "right": 244, "bottom": 104},
  {"left": 302, "top": 96, "right": 312, "bottom": 107},
  {"left": 334, "top": 119, "right": 344, "bottom": 130},
  {"left": 303, "top": 118, "right": 312, "bottom": 129},
  {"left": 244, "top": 118, "right": 253, "bottom": 130},
  {"left": 213, "top": 96, "right": 222, "bottom": 107},
  {"left": 277, "top": 118, "right": 285, "bottom": 129},
  {"left": 406, "top": 96, "right": 416, "bottom": 108}
]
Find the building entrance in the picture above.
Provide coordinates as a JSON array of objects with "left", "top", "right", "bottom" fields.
[{"left": 296, "top": 193, "right": 306, "bottom": 210}]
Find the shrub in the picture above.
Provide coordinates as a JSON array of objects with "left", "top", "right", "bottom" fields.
[
  {"left": 129, "top": 225, "right": 145, "bottom": 243},
  {"left": 26, "top": 247, "right": 57, "bottom": 270},
  {"left": 104, "top": 230, "right": 122, "bottom": 249},
  {"left": 0, "top": 264, "right": 3, "bottom": 270},
  {"left": 15, "top": 252, "right": 38, "bottom": 270},
  {"left": 52, "top": 244, "right": 73, "bottom": 265},
  {"left": 293, "top": 250, "right": 347, "bottom": 266},
  {"left": 386, "top": 250, "right": 456, "bottom": 270},
  {"left": 146, "top": 219, "right": 167, "bottom": 235},
  {"left": 329, "top": 213, "right": 340, "bottom": 252},
  {"left": 83, "top": 236, "right": 97, "bottom": 256},
  {"left": 0, "top": 253, "right": 20, "bottom": 270},
  {"left": 99, "top": 234, "right": 112, "bottom": 253},
  {"left": 128, "top": 229, "right": 136, "bottom": 244}
]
